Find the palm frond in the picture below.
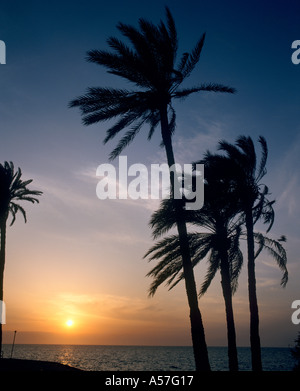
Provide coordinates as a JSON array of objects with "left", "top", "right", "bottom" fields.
[
  {"left": 144, "top": 234, "right": 179, "bottom": 260},
  {"left": 261, "top": 199, "right": 275, "bottom": 233},
  {"left": 87, "top": 49, "right": 143, "bottom": 86},
  {"left": 147, "top": 112, "right": 160, "bottom": 140},
  {"left": 149, "top": 199, "right": 177, "bottom": 239},
  {"left": 165, "top": 6, "right": 177, "bottom": 53},
  {"left": 235, "top": 136, "right": 256, "bottom": 175},
  {"left": 145, "top": 232, "right": 213, "bottom": 296},
  {"left": 108, "top": 119, "right": 147, "bottom": 160},
  {"left": 230, "top": 247, "right": 243, "bottom": 294},
  {"left": 257, "top": 136, "right": 268, "bottom": 182},
  {"left": 168, "top": 106, "right": 176, "bottom": 135},
  {"left": 199, "top": 249, "right": 220, "bottom": 296},
  {"left": 177, "top": 52, "right": 189, "bottom": 74},
  {"left": 147, "top": 258, "right": 182, "bottom": 296},
  {"left": 228, "top": 226, "right": 243, "bottom": 294},
  {"left": 9, "top": 202, "right": 27, "bottom": 225},
  {"left": 103, "top": 112, "right": 139, "bottom": 144},
  {"left": 218, "top": 139, "right": 245, "bottom": 165},
  {"left": 117, "top": 21, "right": 166, "bottom": 88},
  {"left": 175, "top": 83, "right": 236, "bottom": 99},
  {"left": 145, "top": 235, "right": 182, "bottom": 296},
  {"left": 253, "top": 232, "right": 288, "bottom": 287},
  {"left": 70, "top": 88, "right": 141, "bottom": 123},
  {"left": 180, "top": 33, "right": 206, "bottom": 79}
]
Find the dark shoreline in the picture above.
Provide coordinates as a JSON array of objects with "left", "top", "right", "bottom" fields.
[{"left": 0, "top": 358, "right": 81, "bottom": 371}]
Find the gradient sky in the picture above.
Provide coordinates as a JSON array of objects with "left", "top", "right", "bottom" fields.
[{"left": 0, "top": 0, "right": 299, "bottom": 347}]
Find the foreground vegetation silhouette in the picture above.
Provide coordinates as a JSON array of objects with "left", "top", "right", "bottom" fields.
[
  {"left": 291, "top": 332, "right": 300, "bottom": 371},
  {"left": 70, "top": 6, "right": 235, "bottom": 371},
  {"left": 0, "top": 162, "right": 42, "bottom": 355}
]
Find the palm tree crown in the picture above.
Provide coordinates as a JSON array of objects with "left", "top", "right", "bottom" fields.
[
  {"left": 70, "top": 6, "right": 235, "bottom": 160},
  {"left": 217, "top": 135, "right": 275, "bottom": 229},
  {"left": 0, "top": 161, "right": 42, "bottom": 225},
  {"left": 144, "top": 159, "right": 243, "bottom": 296}
]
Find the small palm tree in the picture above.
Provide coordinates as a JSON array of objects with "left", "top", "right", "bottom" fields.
[
  {"left": 70, "top": 7, "right": 235, "bottom": 371},
  {"left": 0, "top": 161, "right": 42, "bottom": 354}
]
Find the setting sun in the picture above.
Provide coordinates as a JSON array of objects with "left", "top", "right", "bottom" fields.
[{"left": 66, "top": 319, "right": 74, "bottom": 327}]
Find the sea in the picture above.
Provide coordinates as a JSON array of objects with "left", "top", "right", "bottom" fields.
[{"left": 1, "top": 345, "right": 296, "bottom": 371}]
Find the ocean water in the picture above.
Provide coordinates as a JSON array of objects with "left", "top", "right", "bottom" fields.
[{"left": 1, "top": 344, "right": 296, "bottom": 371}]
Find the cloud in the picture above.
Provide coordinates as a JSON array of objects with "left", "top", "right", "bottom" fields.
[
  {"left": 276, "top": 174, "right": 298, "bottom": 217},
  {"left": 274, "top": 134, "right": 300, "bottom": 217},
  {"left": 172, "top": 117, "right": 226, "bottom": 164},
  {"left": 256, "top": 277, "right": 282, "bottom": 288}
]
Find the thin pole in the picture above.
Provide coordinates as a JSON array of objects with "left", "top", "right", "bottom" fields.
[{"left": 10, "top": 330, "right": 17, "bottom": 359}]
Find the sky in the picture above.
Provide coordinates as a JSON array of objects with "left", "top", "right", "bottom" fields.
[{"left": 0, "top": 0, "right": 299, "bottom": 347}]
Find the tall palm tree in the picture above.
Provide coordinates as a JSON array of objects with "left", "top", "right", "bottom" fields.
[
  {"left": 0, "top": 161, "right": 42, "bottom": 354},
  {"left": 70, "top": 7, "right": 235, "bottom": 371},
  {"left": 217, "top": 135, "right": 284, "bottom": 371}
]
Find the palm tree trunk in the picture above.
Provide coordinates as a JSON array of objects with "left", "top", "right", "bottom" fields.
[
  {"left": 159, "top": 107, "right": 210, "bottom": 371},
  {"left": 245, "top": 209, "right": 262, "bottom": 371},
  {"left": 0, "top": 217, "right": 7, "bottom": 356},
  {"left": 219, "top": 238, "right": 239, "bottom": 371}
]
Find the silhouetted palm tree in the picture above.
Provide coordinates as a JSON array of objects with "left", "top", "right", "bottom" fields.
[
  {"left": 145, "top": 218, "right": 287, "bottom": 371},
  {"left": 144, "top": 178, "right": 242, "bottom": 371},
  {"left": 70, "top": 7, "right": 235, "bottom": 371},
  {"left": 145, "top": 149, "right": 287, "bottom": 371},
  {"left": 0, "top": 161, "right": 42, "bottom": 354},
  {"left": 145, "top": 155, "right": 244, "bottom": 371},
  {"left": 217, "top": 135, "right": 286, "bottom": 371}
]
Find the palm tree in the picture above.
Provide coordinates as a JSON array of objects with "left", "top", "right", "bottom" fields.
[
  {"left": 144, "top": 157, "right": 243, "bottom": 371},
  {"left": 144, "top": 198, "right": 287, "bottom": 372},
  {"left": 70, "top": 7, "right": 235, "bottom": 371},
  {"left": 144, "top": 148, "right": 287, "bottom": 371},
  {"left": 0, "top": 161, "right": 42, "bottom": 355},
  {"left": 217, "top": 135, "right": 284, "bottom": 371},
  {"left": 144, "top": 219, "right": 287, "bottom": 370}
]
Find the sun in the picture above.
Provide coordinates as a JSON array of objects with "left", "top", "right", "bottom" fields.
[{"left": 65, "top": 319, "right": 74, "bottom": 327}]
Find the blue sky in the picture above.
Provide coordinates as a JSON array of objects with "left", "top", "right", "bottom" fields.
[{"left": 0, "top": 0, "right": 299, "bottom": 348}]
